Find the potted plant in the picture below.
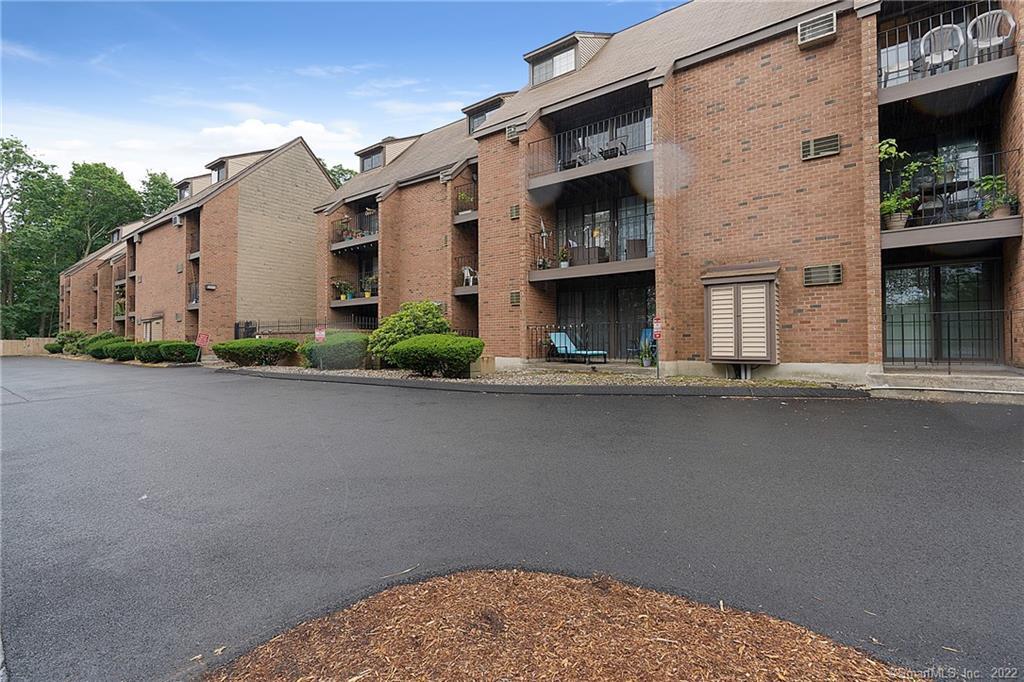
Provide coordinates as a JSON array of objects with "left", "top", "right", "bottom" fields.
[
  {"left": 558, "top": 246, "right": 570, "bottom": 268},
  {"left": 878, "top": 139, "right": 923, "bottom": 230},
  {"left": 362, "top": 274, "right": 378, "bottom": 297},
  {"left": 456, "top": 191, "right": 474, "bottom": 213},
  {"left": 536, "top": 257, "right": 550, "bottom": 270},
  {"left": 638, "top": 339, "right": 655, "bottom": 368},
  {"left": 976, "top": 174, "right": 1019, "bottom": 218},
  {"left": 927, "top": 152, "right": 959, "bottom": 187},
  {"left": 331, "top": 277, "right": 354, "bottom": 300}
]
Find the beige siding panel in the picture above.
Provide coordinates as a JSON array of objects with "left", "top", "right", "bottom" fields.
[
  {"left": 227, "top": 152, "right": 270, "bottom": 178},
  {"left": 236, "top": 143, "right": 335, "bottom": 321},
  {"left": 384, "top": 138, "right": 417, "bottom": 165},
  {"left": 709, "top": 285, "right": 736, "bottom": 358},
  {"left": 576, "top": 36, "right": 609, "bottom": 68},
  {"left": 739, "top": 283, "right": 769, "bottom": 358}
]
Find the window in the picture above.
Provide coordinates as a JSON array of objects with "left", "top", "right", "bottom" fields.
[
  {"left": 532, "top": 47, "right": 575, "bottom": 85},
  {"left": 360, "top": 149, "right": 383, "bottom": 172},
  {"left": 178, "top": 186, "right": 191, "bottom": 201},
  {"left": 212, "top": 164, "right": 226, "bottom": 183},
  {"left": 469, "top": 108, "right": 493, "bottom": 133},
  {"left": 110, "top": 229, "right": 120, "bottom": 243}
]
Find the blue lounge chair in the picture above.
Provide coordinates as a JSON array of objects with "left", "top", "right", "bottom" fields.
[
  {"left": 548, "top": 331, "right": 608, "bottom": 364},
  {"left": 627, "top": 328, "right": 655, "bottom": 360}
]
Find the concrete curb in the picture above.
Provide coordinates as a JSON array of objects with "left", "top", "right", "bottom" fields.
[{"left": 221, "top": 368, "right": 868, "bottom": 399}]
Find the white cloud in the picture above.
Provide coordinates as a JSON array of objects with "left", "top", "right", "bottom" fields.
[
  {"left": 347, "top": 78, "right": 422, "bottom": 98},
  {"left": 294, "top": 63, "right": 380, "bottom": 78},
  {"left": 374, "top": 99, "right": 465, "bottom": 117},
  {"left": 3, "top": 102, "right": 368, "bottom": 186},
  {"left": 147, "top": 93, "right": 281, "bottom": 120},
  {"left": 2, "top": 41, "right": 51, "bottom": 64}
]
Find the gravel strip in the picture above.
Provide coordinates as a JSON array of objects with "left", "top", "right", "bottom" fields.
[{"left": 206, "top": 570, "right": 911, "bottom": 681}]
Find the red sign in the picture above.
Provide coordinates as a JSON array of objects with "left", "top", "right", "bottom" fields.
[
  {"left": 314, "top": 325, "right": 327, "bottom": 343},
  {"left": 653, "top": 316, "right": 663, "bottom": 333},
  {"left": 654, "top": 331, "right": 662, "bottom": 340},
  {"left": 195, "top": 332, "right": 210, "bottom": 347}
]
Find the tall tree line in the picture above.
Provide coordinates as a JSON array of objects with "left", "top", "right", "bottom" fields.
[{"left": 0, "top": 137, "right": 178, "bottom": 338}]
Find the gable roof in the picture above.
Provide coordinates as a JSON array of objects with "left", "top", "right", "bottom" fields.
[
  {"left": 474, "top": 0, "right": 843, "bottom": 137},
  {"left": 61, "top": 219, "right": 146, "bottom": 276},
  {"left": 139, "top": 137, "right": 334, "bottom": 234},
  {"left": 316, "top": 118, "right": 477, "bottom": 213}
]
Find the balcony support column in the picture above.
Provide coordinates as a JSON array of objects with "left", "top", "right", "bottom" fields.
[{"left": 861, "top": 11, "right": 884, "bottom": 368}]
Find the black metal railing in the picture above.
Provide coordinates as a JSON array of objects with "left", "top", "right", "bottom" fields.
[
  {"left": 188, "top": 231, "right": 201, "bottom": 254},
  {"left": 531, "top": 212, "right": 655, "bottom": 269},
  {"left": 187, "top": 282, "right": 200, "bottom": 306},
  {"left": 527, "top": 321, "right": 655, "bottom": 363},
  {"left": 453, "top": 181, "right": 478, "bottom": 215},
  {"left": 528, "top": 106, "right": 653, "bottom": 177},
  {"left": 358, "top": 274, "right": 379, "bottom": 297},
  {"left": 883, "top": 308, "right": 1019, "bottom": 371},
  {"left": 877, "top": 0, "right": 1015, "bottom": 87},
  {"left": 883, "top": 149, "right": 1020, "bottom": 227},
  {"left": 114, "top": 265, "right": 126, "bottom": 281},
  {"left": 332, "top": 213, "right": 380, "bottom": 243},
  {"left": 453, "top": 328, "right": 479, "bottom": 338},
  {"left": 113, "top": 299, "right": 126, "bottom": 317},
  {"left": 455, "top": 254, "right": 479, "bottom": 287},
  {"left": 235, "top": 316, "right": 379, "bottom": 339}
]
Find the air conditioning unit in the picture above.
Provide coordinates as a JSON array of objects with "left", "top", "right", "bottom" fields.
[
  {"left": 797, "top": 12, "right": 837, "bottom": 49},
  {"left": 171, "top": 215, "right": 183, "bottom": 227},
  {"left": 801, "top": 134, "right": 841, "bottom": 161},
  {"left": 506, "top": 124, "right": 520, "bottom": 142}
]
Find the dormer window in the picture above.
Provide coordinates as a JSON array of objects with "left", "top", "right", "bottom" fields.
[
  {"left": 178, "top": 185, "right": 191, "bottom": 201},
  {"left": 211, "top": 163, "right": 227, "bottom": 183},
  {"left": 532, "top": 46, "right": 575, "bottom": 85},
  {"left": 110, "top": 229, "right": 120, "bottom": 243},
  {"left": 360, "top": 148, "right": 383, "bottom": 172}
]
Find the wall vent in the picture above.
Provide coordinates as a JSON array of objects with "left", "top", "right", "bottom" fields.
[
  {"left": 509, "top": 290, "right": 521, "bottom": 306},
  {"left": 176, "top": 263, "right": 184, "bottom": 274},
  {"left": 509, "top": 204, "right": 520, "bottom": 220},
  {"left": 803, "top": 263, "right": 843, "bottom": 286},
  {"left": 801, "top": 134, "right": 840, "bottom": 161},
  {"left": 506, "top": 124, "right": 520, "bottom": 142},
  {"left": 797, "top": 12, "right": 837, "bottom": 49}
]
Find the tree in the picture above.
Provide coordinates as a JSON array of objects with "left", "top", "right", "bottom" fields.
[
  {"left": 63, "top": 162, "right": 143, "bottom": 260},
  {"left": 319, "top": 158, "right": 357, "bottom": 186},
  {"left": 140, "top": 170, "right": 178, "bottom": 215},
  {"left": 0, "top": 137, "right": 52, "bottom": 237}
]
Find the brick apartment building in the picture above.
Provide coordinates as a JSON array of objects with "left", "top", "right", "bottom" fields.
[
  {"left": 60, "top": 137, "right": 335, "bottom": 344},
  {"left": 311, "top": 0, "right": 1022, "bottom": 383}
]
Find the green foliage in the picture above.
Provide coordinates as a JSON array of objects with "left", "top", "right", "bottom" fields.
[
  {"left": 82, "top": 331, "right": 117, "bottom": 352},
  {"left": 159, "top": 341, "right": 200, "bottom": 363},
  {"left": 56, "top": 329, "right": 87, "bottom": 353},
  {"left": 88, "top": 336, "right": 127, "bottom": 359},
  {"left": 299, "top": 331, "right": 368, "bottom": 369},
  {"left": 44, "top": 342, "right": 63, "bottom": 354},
  {"left": 64, "top": 162, "right": 143, "bottom": 259},
  {"left": 880, "top": 160, "right": 923, "bottom": 217},
  {"left": 976, "top": 174, "right": 1020, "bottom": 214},
  {"left": 319, "top": 158, "right": 357, "bottom": 186},
  {"left": 388, "top": 333, "right": 484, "bottom": 378},
  {"left": 134, "top": 341, "right": 166, "bottom": 363},
  {"left": 104, "top": 341, "right": 137, "bottom": 361},
  {"left": 140, "top": 171, "right": 178, "bottom": 216},
  {"left": 367, "top": 301, "right": 450, "bottom": 364},
  {"left": 210, "top": 338, "right": 298, "bottom": 366}
]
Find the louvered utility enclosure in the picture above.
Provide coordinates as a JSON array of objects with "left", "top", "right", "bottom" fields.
[
  {"left": 702, "top": 262, "right": 779, "bottom": 364},
  {"left": 797, "top": 12, "right": 837, "bottom": 49}
]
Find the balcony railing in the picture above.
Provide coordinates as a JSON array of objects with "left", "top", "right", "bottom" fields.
[
  {"left": 187, "top": 282, "right": 200, "bottom": 306},
  {"left": 883, "top": 308, "right": 1019, "bottom": 370},
  {"left": 127, "top": 295, "right": 135, "bottom": 313},
  {"left": 359, "top": 274, "right": 379, "bottom": 296},
  {"left": 188, "top": 231, "right": 200, "bottom": 254},
  {"left": 453, "top": 181, "right": 478, "bottom": 215},
  {"left": 530, "top": 211, "right": 654, "bottom": 270},
  {"left": 332, "top": 213, "right": 380, "bottom": 243},
  {"left": 527, "top": 321, "right": 655, "bottom": 363},
  {"left": 877, "top": 0, "right": 1016, "bottom": 87},
  {"left": 527, "top": 106, "right": 653, "bottom": 178},
  {"left": 882, "top": 149, "right": 1020, "bottom": 228},
  {"left": 454, "top": 254, "right": 479, "bottom": 288},
  {"left": 114, "top": 265, "right": 126, "bottom": 281}
]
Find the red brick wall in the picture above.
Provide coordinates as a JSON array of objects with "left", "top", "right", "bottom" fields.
[
  {"left": 657, "top": 11, "right": 872, "bottom": 367},
  {"left": 317, "top": 203, "right": 377, "bottom": 327},
  {"left": 96, "top": 261, "right": 113, "bottom": 334},
  {"left": 64, "top": 263, "right": 98, "bottom": 332},
  {"left": 134, "top": 217, "right": 187, "bottom": 341},
  {"left": 1000, "top": 1, "right": 1024, "bottom": 367},
  {"left": 197, "top": 185, "right": 239, "bottom": 344}
]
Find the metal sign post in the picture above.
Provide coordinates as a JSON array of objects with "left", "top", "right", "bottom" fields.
[
  {"left": 652, "top": 317, "right": 663, "bottom": 379},
  {"left": 195, "top": 332, "right": 210, "bottom": 362}
]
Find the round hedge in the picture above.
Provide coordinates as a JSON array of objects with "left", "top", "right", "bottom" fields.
[
  {"left": 88, "top": 336, "right": 127, "bottom": 359},
  {"left": 210, "top": 338, "right": 297, "bottom": 366},
  {"left": 44, "top": 342, "right": 63, "bottom": 354},
  {"left": 160, "top": 341, "right": 201, "bottom": 363},
  {"left": 299, "top": 331, "right": 368, "bottom": 370},
  {"left": 134, "top": 341, "right": 166, "bottom": 363},
  {"left": 104, "top": 342, "right": 137, "bottom": 362},
  {"left": 388, "top": 334, "right": 484, "bottom": 378}
]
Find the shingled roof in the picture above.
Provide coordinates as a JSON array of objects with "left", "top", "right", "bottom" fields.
[{"left": 60, "top": 218, "right": 146, "bottom": 276}]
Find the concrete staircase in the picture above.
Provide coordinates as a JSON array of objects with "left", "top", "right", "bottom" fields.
[{"left": 868, "top": 367, "right": 1024, "bottom": 405}]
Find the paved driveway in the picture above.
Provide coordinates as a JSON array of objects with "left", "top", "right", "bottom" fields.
[{"left": 2, "top": 357, "right": 1022, "bottom": 680}]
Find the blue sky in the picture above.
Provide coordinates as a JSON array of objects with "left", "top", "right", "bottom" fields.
[{"left": 3, "top": 1, "right": 669, "bottom": 187}]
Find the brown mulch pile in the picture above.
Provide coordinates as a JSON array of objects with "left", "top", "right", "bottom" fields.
[{"left": 207, "top": 570, "right": 910, "bottom": 681}]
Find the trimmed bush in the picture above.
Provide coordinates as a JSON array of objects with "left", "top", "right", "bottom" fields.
[
  {"left": 134, "top": 341, "right": 166, "bottom": 363},
  {"left": 159, "top": 341, "right": 201, "bottom": 363},
  {"left": 105, "top": 341, "right": 137, "bottom": 362},
  {"left": 367, "top": 300, "right": 450, "bottom": 364},
  {"left": 299, "top": 331, "right": 368, "bottom": 370},
  {"left": 88, "top": 336, "right": 127, "bottom": 359},
  {"left": 210, "top": 338, "right": 297, "bottom": 367},
  {"left": 82, "top": 331, "right": 117, "bottom": 354},
  {"left": 56, "top": 330, "right": 88, "bottom": 354},
  {"left": 44, "top": 342, "right": 63, "bottom": 354},
  {"left": 389, "top": 334, "right": 484, "bottom": 378}
]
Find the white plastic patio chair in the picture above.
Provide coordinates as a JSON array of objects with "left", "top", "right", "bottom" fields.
[
  {"left": 968, "top": 9, "right": 1017, "bottom": 64},
  {"left": 462, "top": 265, "right": 478, "bottom": 287},
  {"left": 920, "top": 24, "right": 965, "bottom": 73}
]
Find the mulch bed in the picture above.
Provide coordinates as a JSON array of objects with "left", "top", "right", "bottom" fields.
[{"left": 207, "top": 570, "right": 909, "bottom": 681}]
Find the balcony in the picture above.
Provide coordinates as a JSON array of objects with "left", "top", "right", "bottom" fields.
[
  {"left": 188, "top": 231, "right": 201, "bottom": 259},
  {"left": 114, "top": 265, "right": 126, "bottom": 283},
  {"left": 91, "top": 273, "right": 98, "bottom": 291},
  {"left": 527, "top": 106, "right": 653, "bottom": 189},
  {"left": 877, "top": 1, "right": 1017, "bottom": 103},
  {"left": 127, "top": 295, "right": 135, "bottom": 317},
  {"left": 880, "top": 148, "right": 1022, "bottom": 249},
  {"left": 113, "top": 298, "right": 126, "bottom": 321},
  {"left": 331, "top": 213, "right": 380, "bottom": 251},
  {"left": 453, "top": 181, "right": 478, "bottom": 224},
  {"left": 454, "top": 254, "right": 479, "bottom": 295},
  {"left": 329, "top": 273, "right": 379, "bottom": 308},
  {"left": 187, "top": 282, "right": 200, "bottom": 310},
  {"left": 529, "top": 211, "right": 655, "bottom": 282}
]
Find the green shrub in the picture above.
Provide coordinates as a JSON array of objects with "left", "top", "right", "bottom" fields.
[
  {"left": 210, "top": 338, "right": 298, "bottom": 366},
  {"left": 299, "top": 331, "right": 368, "bottom": 369},
  {"left": 88, "top": 336, "right": 127, "bottom": 359},
  {"left": 388, "top": 334, "right": 484, "bottom": 378},
  {"left": 367, "top": 301, "right": 450, "bottom": 364},
  {"left": 44, "top": 342, "right": 63, "bottom": 354},
  {"left": 105, "top": 341, "right": 137, "bottom": 361},
  {"left": 56, "top": 330, "right": 88, "bottom": 354},
  {"left": 159, "top": 341, "right": 201, "bottom": 363},
  {"left": 82, "top": 331, "right": 117, "bottom": 353},
  {"left": 134, "top": 341, "right": 166, "bottom": 363}
]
